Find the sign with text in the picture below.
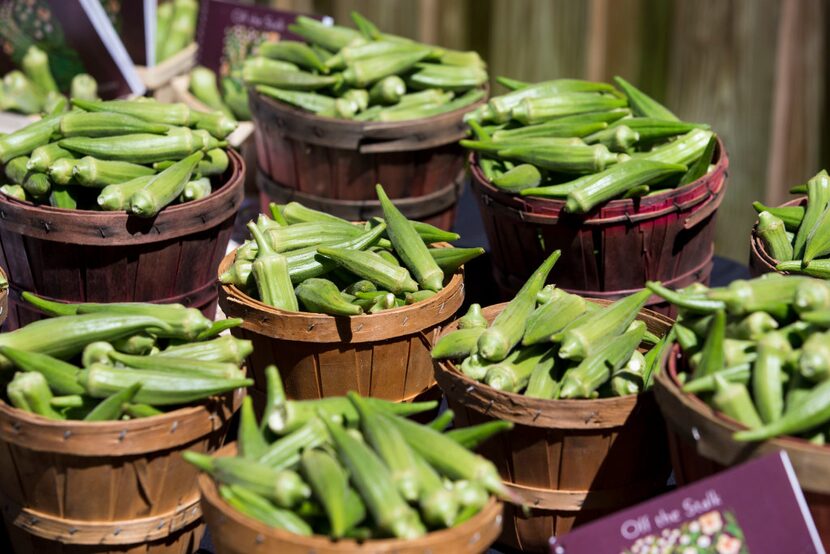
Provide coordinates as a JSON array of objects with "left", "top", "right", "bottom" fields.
[
  {"left": 550, "top": 452, "right": 824, "bottom": 554},
  {"left": 195, "top": 0, "right": 328, "bottom": 78}
]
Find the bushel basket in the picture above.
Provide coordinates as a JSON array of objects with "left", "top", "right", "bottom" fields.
[
  {"left": 654, "top": 347, "right": 830, "bottom": 550},
  {"left": 199, "top": 443, "right": 503, "bottom": 554},
  {"left": 217, "top": 248, "right": 464, "bottom": 412},
  {"left": 249, "top": 88, "right": 487, "bottom": 230},
  {"left": 0, "top": 390, "right": 243, "bottom": 554},
  {"left": 469, "top": 139, "right": 729, "bottom": 315},
  {"left": 433, "top": 301, "right": 674, "bottom": 552},
  {"left": 0, "top": 150, "right": 245, "bottom": 330}
]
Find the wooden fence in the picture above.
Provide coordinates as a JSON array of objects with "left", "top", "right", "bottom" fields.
[{"left": 258, "top": 0, "right": 826, "bottom": 262}]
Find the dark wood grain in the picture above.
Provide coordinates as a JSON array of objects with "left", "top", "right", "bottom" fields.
[{"left": 0, "top": 151, "right": 245, "bottom": 331}]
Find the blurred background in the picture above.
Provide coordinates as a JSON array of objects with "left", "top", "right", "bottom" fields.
[{"left": 246, "top": 0, "right": 826, "bottom": 264}]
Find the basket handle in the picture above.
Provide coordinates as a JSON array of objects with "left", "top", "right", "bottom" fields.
[{"left": 683, "top": 186, "right": 725, "bottom": 229}]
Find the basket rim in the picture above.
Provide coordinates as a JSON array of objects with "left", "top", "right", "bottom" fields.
[
  {"left": 467, "top": 135, "right": 729, "bottom": 214},
  {"left": 250, "top": 84, "right": 489, "bottom": 131},
  {"left": 217, "top": 243, "right": 466, "bottom": 343},
  {"left": 433, "top": 300, "right": 674, "bottom": 429},
  {"left": 0, "top": 388, "right": 244, "bottom": 456},
  {"left": 199, "top": 442, "right": 504, "bottom": 550}
]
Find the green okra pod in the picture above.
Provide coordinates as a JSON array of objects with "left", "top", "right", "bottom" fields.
[
  {"left": 457, "top": 303, "right": 488, "bottom": 329},
  {"left": 511, "top": 93, "right": 627, "bottom": 125},
  {"left": 189, "top": 66, "right": 234, "bottom": 118},
  {"left": 7, "top": 371, "right": 64, "bottom": 419},
  {"left": 484, "top": 344, "right": 553, "bottom": 392},
  {"left": 613, "top": 76, "right": 678, "bottom": 121},
  {"left": 48, "top": 158, "right": 77, "bottom": 185},
  {"left": 0, "top": 115, "right": 61, "bottom": 164},
  {"left": 108, "top": 351, "right": 243, "bottom": 380},
  {"left": 316, "top": 247, "right": 418, "bottom": 295},
  {"left": 692, "top": 310, "right": 726, "bottom": 379},
  {"left": 238, "top": 396, "right": 269, "bottom": 460},
  {"left": 60, "top": 133, "right": 200, "bottom": 164},
  {"left": 74, "top": 157, "right": 155, "bottom": 188},
  {"left": 522, "top": 290, "right": 587, "bottom": 345},
  {"left": 60, "top": 112, "right": 169, "bottom": 137},
  {"left": 753, "top": 345, "right": 786, "bottom": 424},
  {"left": 369, "top": 75, "right": 406, "bottom": 105},
  {"left": 157, "top": 335, "right": 252, "bottom": 364},
  {"left": 794, "top": 169, "right": 830, "bottom": 260},
  {"left": 243, "top": 57, "right": 338, "bottom": 91},
  {"left": 71, "top": 98, "right": 191, "bottom": 126},
  {"left": 28, "top": 143, "right": 71, "bottom": 173},
  {"left": 757, "top": 211, "right": 793, "bottom": 261},
  {"left": 300, "top": 448, "right": 362, "bottom": 538},
  {"left": 248, "top": 221, "right": 298, "bottom": 311},
  {"left": 97, "top": 175, "right": 154, "bottom": 211},
  {"left": 70, "top": 73, "right": 98, "bottom": 101},
  {"left": 407, "top": 63, "right": 487, "bottom": 92},
  {"left": 445, "top": 420, "right": 514, "bottom": 449},
  {"left": 84, "top": 382, "right": 141, "bottom": 421},
  {"left": 295, "top": 278, "right": 363, "bottom": 316},
  {"left": 0, "top": 346, "right": 85, "bottom": 395},
  {"left": 21, "top": 45, "right": 58, "bottom": 93},
  {"left": 679, "top": 134, "right": 717, "bottom": 185},
  {"left": 478, "top": 250, "right": 561, "bottom": 361},
  {"left": 497, "top": 142, "right": 620, "bottom": 175},
  {"left": 777, "top": 260, "right": 830, "bottom": 279},
  {"left": 682, "top": 363, "right": 752, "bottom": 394},
  {"left": 636, "top": 128, "right": 714, "bottom": 167},
  {"left": 288, "top": 16, "right": 365, "bottom": 52},
  {"left": 258, "top": 40, "right": 326, "bottom": 73},
  {"left": 558, "top": 289, "right": 651, "bottom": 361},
  {"left": 431, "top": 327, "right": 486, "bottom": 359},
  {"left": 565, "top": 160, "right": 686, "bottom": 214},
  {"left": 127, "top": 151, "right": 202, "bottom": 217},
  {"left": 0, "top": 184, "right": 26, "bottom": 201},
  {"left": 255, "top": 85, "right": 336, "bottom": 114},
  {"left": 752, "top": 202, "right": 804, "bottom": 232},
  {"left": 712, "top": 375, "right": 763, "bottom": 429}
]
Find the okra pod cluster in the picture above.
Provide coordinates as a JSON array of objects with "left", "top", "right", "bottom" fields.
[
  {"left": 462, "top": 75, "right": 716, "bottom": 212},
  {"left": 185, "top": 367, "right": 515, "bottom": 540},
  {"left": 0, "top": 293, "right": 252, "bottom": 420},
  {"left": 434, "top": 256, "right": 664, "bottom": 399},
  {"left": 222, "top": 192, "right": 482, "bottom": 315},
  {"left": 752, "top": 170, "right": 830, "bottom": 277},
  {"left": 244, "top": 12, "right": 487, "bottom": 122},
  {"left": 649, "top": 274, "right": 830, "bottom": 443},
  {"left": 0, "top": 96, "right": 235, "bottom": 214}
]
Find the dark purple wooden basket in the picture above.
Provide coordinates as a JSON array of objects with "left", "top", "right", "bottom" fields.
[{"left": 0, "top": 150, "right": 245, "bottom": 329}]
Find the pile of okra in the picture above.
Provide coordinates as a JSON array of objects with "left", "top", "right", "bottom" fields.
[
  {"left": 462, "top": 76, "right": 717, "bottom": 213},
  {"left": 222, "top": 185, "right": 484, "bottom": 315},
  {"left": 189, "top": 65, "right": 251, "bottom": 121},
  {"left": 648, "top": 274, "right": 830, "bottom": 443},
  {"left": 243, "top": 12, "right": 487, "bottom": 122},
  {"left": 0, "top": 97, "right": 237, "bottom": 216},
  {"left": 433, "top": 251, "right": 669, "bottom": 399},
  {"left": 0, "top": 44, "right": 98, "bottom": 116},
  {"left": 185, "top": 367, "right": 515, "bottom": 539},
  {"left": 0, "top": 293, "right": 252, "bottom": 421},
  {"left": 156, "top": 0, "right": 199, "bottom": 64},
  {"left": 754, "top": 169, "right": 830, "bottom": 278}
]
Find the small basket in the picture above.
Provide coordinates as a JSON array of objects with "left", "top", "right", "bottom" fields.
[
  {"left": 749, "top": 197, "right": 806, "bottom": 277},
  {"left": 199, "top": 442, "right": 504, "bottom": 554}
]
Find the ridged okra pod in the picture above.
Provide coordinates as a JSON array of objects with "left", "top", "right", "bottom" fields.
[
  {"left": 262, "top": 220, "right": 362, "bottom": 253},
  {"left": 369, "top": 75, "right": 406, "bottom": 105},
  {"left": 60, "top": 112, "right": 169, "bottom": 137},
  {"left": 565, "top": 159, "right": 686, "bottom": 214},
  {"left": 376, "top": 184, "right": 444, "bottom": 291},
  {"left": 682, "top": 364, "right": 752, "bottom": 394},
  {"left": 79, "top": 363, "right": 252, "bottom": 405},
  {"left": 108, "top": 351, "right": 243, "bottom": 380},
  {"left": 498, "top": 143, "right": 620, "bottom": 174},
  {"left": 757, "top": 211, "right": 793, "bottom": 261},
  {"left": 83, "top": 382, "right": 142, "bottom": 421},
  {"left": 0, "top": 115, "right": 61, "bottom": 163},
  {"left": 157, "top": 335, "right": 252, "bottom": 364},
  {"left": 712, "top": 376, "right": 763, "bottom": 429},
  {"left": 427, "top": 248, "right": 486, "bottom": 275},
  {"left": 525, "top": 353, "right": 560, "bottom": 399},
  {"left": 511, "top": 93, "right": 627, "bottom": 125},
  {"left": 0, "top": 346, "right": 85, "bottom": 395},
  {"left": 244, "top": 58, "right": 339, "bottom": 90},
  {"left": 0, "top": 313, "right": 171, "bottom": 368},
  {"left": 322, "top": 416, "right": 426, "bottom": 539},
  {"left": 412, "top": 450, "right": 459, "bottom": 528},
  {"left": 559, "top": 321, "right": 645, "bottom": 398},
  {"left": 7, "top": 371, "right": 63, "bottom": 419},
  {"left": 477, "top": 79, "right": 615, "bottom": 124},
  {"left": 793, "top": 170, "right": 830, "bottom": 259},
  {"left": 296, "top": 278, "right": 363, "bottom": 316},
  {"left": 431, "top": 327, "right": 486, "bottom": 359},
  {"left": 777, "top": 260, "right": 830, "bottom": 278},
  {"left": 753, "top": 344, "right": 786, "bottom": 424},
  {"left": 457, "top": 303, "right": 488, "bottom": 329},
  {"left": 21, "top": 45, "right": 58, "bottom": 93},
  {"left": 72, "top": 98, "right": 191, "bottom": 126},
  {"left": 248, "top": 221, "right": 298, "bottom": 311},
  {"left": 255, "top": 85, "right": 335, "bottom": 114},
  {"left": 799, "top": 331, "right": 830, "bottom": 382},
  {"left": 0, "top": 184, "right": 26, "bottom": 201},
  {"left": 189, "top": 110, "right": 237, "bottom": 140},
  {"left": 189, "top": 66, "right": 234, "bottom": 118},
  {"left": 60, "top": 133, "right": 200, "bottom": 164},
  {"left": 75, "top": 156, "right": 154, "bottom": 189},
  {"left": 28, "top": 143, "right": 71, "bottom": 173},
  {"left": 316, "top": 247, "right": 418, "bottom": 295},
  {"left": 238, "top": 396, "right": 269, "bottom": 460},
  {"left": 219, "top": 484, "right": 312, "bottom": 536},
  {"left": 407, "top": 63, "right": 487, "bottom": 92},
  {"left": 707, "top": 275, "right": 805, "bottom": 319},
  {"left": 613, "top": 76, "right": 679, "bottom": 121},
  {"left": 350, "top": 392, "right": 420, "bottom": 502},
  {"left": 179, "top": 177, "right": 212, "bottom": 202},
  {"left": 97, "top": 175, "right": 155, "bottom": 211},
  {"left": 48, "top": 158, "right": 77, "bottom": 185},
  {"left": 523, "top": 290, "right": 587, "bottom": 345},
  {"left": 558, "top": 289, "right": 651, "bottom": 361},
  {"left": 752, "top": 202, "right": 804, "bottom": 232},
  {"left": 300, "top": 448, "right": 363, "bottom": 538},
  {"left": 485, "top": 345, "right": 554, "bottom": 392},
  {"left": 288, "top": 16, "right": 365, "bottom": 52},
  {"left": 636, "top": 129, "right": 714, "bottom": 167},
  {"left": 492, "top": 164, "right": 542, "bottom": 192},
  {"left": 258, "top": 40, "right": 327, "bottom": 73},
  {"left": 70, "top": 73, "right": 98, "bottom": 101},
  {"left": 127, "top": 151, "right": 202, "bottom": 217},
  {"left": 284, "top": 224, "right": 386, "bottom": 285},
  {"left": 735, "top": 377, "right": 830, "bottom": 441},
  {"left": 445, "top": 420, "right": 514, "bottom": 449},
  {"left": 478, "top": 250, "right": 561, "bottom": 361}
]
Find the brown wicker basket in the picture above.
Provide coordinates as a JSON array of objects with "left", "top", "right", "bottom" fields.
[
  {"left": 434, "top": 301, "right": 674, "bottom": 551},
  {"left": 249, "top": 87, "right": 487, "bottom": 230},
  {"left": 199, "top": 442, "right": 504, "bottom": 554},
  {"left": 0, "top": 150, "right": 244, "bottom": 330},
  {"left": 218, "top": 248, "right": 465, "bottom": 413},
  {"left": 0, "top": 389, "right": 243, "bottom": 553},
  {"left": 654, "top": 346, "right": 830, "bottom": 551}
]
